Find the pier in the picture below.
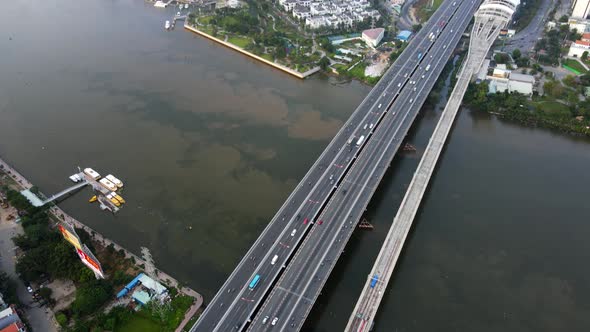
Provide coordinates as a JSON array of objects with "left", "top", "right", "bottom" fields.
[{"left": 0, "top": 156, "right": 203, "bottom": 310}]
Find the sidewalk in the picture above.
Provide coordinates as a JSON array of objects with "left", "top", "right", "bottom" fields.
[{"left": 174, "top": 292, "right": 203, "bottom": 332}]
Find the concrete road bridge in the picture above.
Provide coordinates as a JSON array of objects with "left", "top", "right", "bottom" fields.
[
  {"left": 345, "top": 0, "right": 519, "bottom": 331},
  {"left": 190, "top": 0, "right": 518, "bottom": 330}
]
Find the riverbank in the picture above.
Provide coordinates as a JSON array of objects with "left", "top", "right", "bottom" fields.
[
  {"left": 184, "top": 23, "right": 320, "bottom": 79},
  {"left": 0, "top": 155, "right": 203, "bottom": 330}
]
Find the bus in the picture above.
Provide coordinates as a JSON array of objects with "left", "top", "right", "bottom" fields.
[
  {"left": 249, "top": 274, "right": 261, "bottom": 290},
  {"left": 370, "top": 274, "right": 379, "bottom": 288}
]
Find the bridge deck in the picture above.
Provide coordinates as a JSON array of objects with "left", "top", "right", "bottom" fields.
[{"left": 345, "top": 9, "right": 510, "bottom": 332}]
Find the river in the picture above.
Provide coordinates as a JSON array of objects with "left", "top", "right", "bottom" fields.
[{"left": 1, "top": 1, "right": 589, "bottom": 331}]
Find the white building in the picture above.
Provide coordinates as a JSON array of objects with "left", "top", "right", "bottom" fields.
[
  {"left": 487, "top": 71, "right": 535, "bottom": 95},
  {"left": 572, "top": 0, "right": 590, "bottom": 19},
  {"left": 568, "top": 33, "right": 590, "bottom": 57},
  {"left": 568, "top": 17, "right": 590, "bottom": 32},
  {"left": 362, "top": 27, "right": 385, "bottom": 48}
]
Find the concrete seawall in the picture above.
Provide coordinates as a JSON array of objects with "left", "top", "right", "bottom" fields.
[
  {"left": 184, "top": 24, "right": 320, "bottom": 79},
  {"left": 0, "top": 156, "right": 203, "bottom": 308}
]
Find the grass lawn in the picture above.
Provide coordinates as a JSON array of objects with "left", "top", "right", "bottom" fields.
[
  {"left": 199, "top": 16, "right": 213, "bottom": 24},
  {"left": 260, "top": 53, "right": 274, "bottom": 62},
  {"left": 115, "top": 315, "right": 160, "bottom": 332},
  {"left": 532, "top": 100, "right": 569, "bottom": 112},
  {"left": 198, "top": 26, "right": 214, "bottom": 35},
  {"left": 348, "top": 61, "right": 367, "bottom": 80},
  {"left": 227, "top": 36, "right": 250, "bottom": 48},
  {"left": 562, "top": 59, "right": 588, "bottom": 73}
]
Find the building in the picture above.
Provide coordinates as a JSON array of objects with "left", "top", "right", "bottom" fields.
[
  {"left": 0, "top": 306, "right": 25, "bottom": 332},
  {"left": 396, "top": 30, "right": 412, "bottom": 42},
  {"left": 572, "top": 0, "right": 590, "bottom": 19},
  {"left": 568, "top": 17, "right": 590, "bottom": 32},
  {"left": 568, "top": 33, "right": 590, "bottom": 57},
  {"left": 362, "top": 28, "right": 385, "bottom": 47},
  {"left": 487, "top": 71, "right": 535, "bottom": 95}
]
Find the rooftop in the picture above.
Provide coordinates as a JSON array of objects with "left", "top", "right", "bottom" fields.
[
  {"left": 362, "top": 28, "right": 384, "bottom": 40},
  {"left": 510, "top": 72, "right": 535, "bottom": 83}
]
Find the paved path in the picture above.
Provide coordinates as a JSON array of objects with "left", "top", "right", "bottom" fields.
[{"left": 175, "top": 294, "right": 204, "bottom": 332}]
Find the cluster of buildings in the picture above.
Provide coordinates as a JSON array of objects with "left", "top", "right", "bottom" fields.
[
  {"left": 0, "top": 296, "right": 26, "bottom": 332},
  {"left": 116, "top": 273, "right": 169, "bottom": 307},
  {"left": 279, "top": 0, "right": 381, "bottom": 29},
  {"left": 476, "top": 58, "right": 536, "bottom": 96}
]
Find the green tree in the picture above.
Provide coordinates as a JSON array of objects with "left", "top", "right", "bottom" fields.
[
  {"left": 512, "top": 48, "right": 521, "bottom": 60},
  {"left": 318, "top": 56, "right": 330, "bottom": 70},
  {"left": 558, "top": 15, "right": 568, "bottom": 23},
  {"left": 566, "top": 90, "right": 579, "bottom": 107},
  {"left": 494, "top": 53, "right": 510, "bottom": 64},
  {"left": 71, "top": 280, "right": 112, "bottom": 316},
  {"left": 55, "top": 312, "right": 68, "bottom": 327},
  {"left": 582, "top": 51, "right": 589, "bottom": 61},
  {"left": 562, "top": 75, "right": 577, "bottom": 87}
]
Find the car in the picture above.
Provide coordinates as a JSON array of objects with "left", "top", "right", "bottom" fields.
[
  {"left": 409, "top": 98, "right": 413, "bottom": 103},
  {"left": 303, "top": 218, "right": 309, "bottom": 224},
  {"left": 262, "top": 316, "right": 270, "bottom": 325},
  {"left": 413, "top": 87, "right": 417, "bottom": 91},
  {"left": 397, "top": 83, "right": 401, "bottom": 87},
  {"left": 26, "top": 286, "right": 33, "bottom": 293},
  {"left": 318, "top": 220, "right": 324, "bottom": 225},
  {"left": 272, "top": 317, "right": 279, "bottom": 326},
  {"left": 291, "top": 229, "right": 297, "bottom": 236},
  {"left": 421, "top": 75, "right": 425, "bottom": 79}
]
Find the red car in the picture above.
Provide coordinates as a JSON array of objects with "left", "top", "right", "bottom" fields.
[
  {"left": 318, "top": 220, "right": 324, "bottom": 225},
  {"left": 303, "top": 218, "right": 309, "bottom": 224}
]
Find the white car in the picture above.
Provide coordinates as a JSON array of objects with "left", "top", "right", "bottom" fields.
[
  {"left": 26, "top": 286, "right": 33, "bottom": 293},
  {"left": 262, "top": 316, "right": 269, "bottom": 324},
  {"left": 272, "top": 317, "right": 279, "bottom": 325},
  {"left": 291, "top": 229, "right": 297, "bottom": 236}
]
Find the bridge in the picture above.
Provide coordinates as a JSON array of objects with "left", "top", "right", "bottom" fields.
[
  {"left": 345, "top": 0, "right": 519, "bottom": 330},
  {"left": 190, "top": 0, "right": 492, "bottom": 331}
]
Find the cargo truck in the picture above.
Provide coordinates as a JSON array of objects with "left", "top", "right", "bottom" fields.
[{"left": 356, "top": 135, "right": 365, "bottom": 146}]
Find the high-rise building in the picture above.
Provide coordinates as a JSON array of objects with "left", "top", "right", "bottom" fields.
[{"left": 572, "top": 0, "right": 590, "bottom": 19}]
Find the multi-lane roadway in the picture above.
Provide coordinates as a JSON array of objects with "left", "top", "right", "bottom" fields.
[
  {"left": 191, "top": 1, "right": 479, "bottom": 330},
  {"left": 247, "top": 1, "right": 483, "bottom": 331}
]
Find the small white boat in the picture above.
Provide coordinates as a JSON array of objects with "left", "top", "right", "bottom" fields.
[{"left": 165, "top": 20, "right": 171, "bottom": 29}]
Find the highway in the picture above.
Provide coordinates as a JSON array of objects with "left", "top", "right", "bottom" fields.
[
  {"left": 344, "top": 0, "right": 513, "bottom": 329},
  {"left": 191, "top": 0, "right": 478, "bottom": 331},
  {"left": 246, "top": 0, "right": 482, "bottom": 331}
]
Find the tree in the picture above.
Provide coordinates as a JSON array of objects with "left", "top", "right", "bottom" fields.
[
  {"left": 562, "top": 75, "right": 577, "bottom": 88},
  {"left": 582, "top": 51, "right": 589, "bottom": 61},
  {"left": 516, "top": 56, "right": 530, "bottom": 67},
  {"left": 559, "top": 15, "right": 568, "bottom": 23},
  {"left": 412, "top": 24, "right": 422, "bottom": 32},
  {"left": 512, "top": 48, "right": 521, "bottom": 60},
  {"left": 318, "top": 56, "right": 330, "bottom": 70},
  {"left": 55, "top": 312, "right": 68, "bottom": 327},
  {"left": 567, "top": 90, "right": 579, "bottom": 108},
  {"left": 71, "top": 280, "right": 112, "bottom": 316},
  {"left": 494, "top": 53, "right": 510, "bottom": 64}
]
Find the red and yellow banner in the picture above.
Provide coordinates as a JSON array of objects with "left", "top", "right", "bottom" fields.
[{"left": 58, "top": 224, "right": 82, "bottom": 250}]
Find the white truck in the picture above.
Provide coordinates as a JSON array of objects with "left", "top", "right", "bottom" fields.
[{"left": 356, "top": 135, "right": 366, "bottom": 146}]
